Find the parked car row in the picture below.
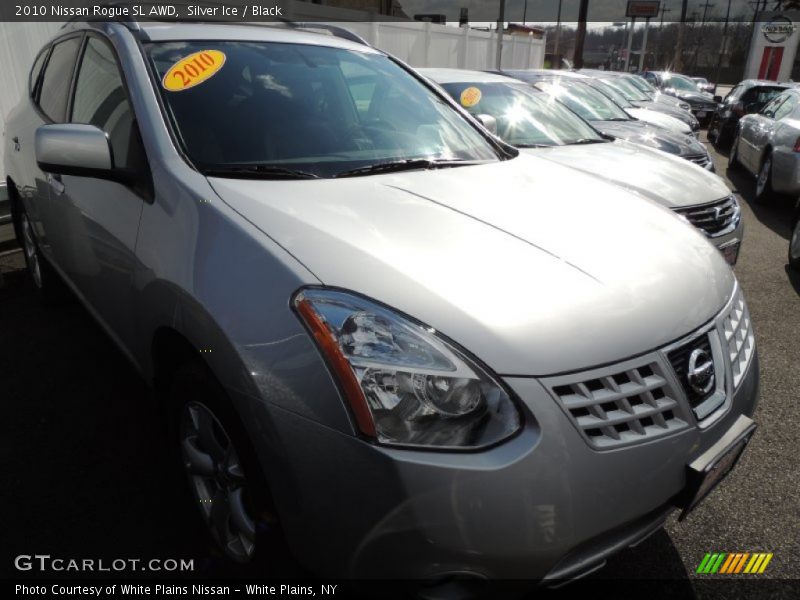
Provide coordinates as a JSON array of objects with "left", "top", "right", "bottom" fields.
[
  {"left": 4, "top": 21, "right": 759, "bottom": 585},
  {"left": 729, "top": 87, "right": 800, "bottom": 204},
  {"left": 503, "top": 70, "right": 714, "bottom": 169},
  {"left": 641, "top": 71, "right": 720, "bottom": 124},
  {"left": 424, "top": 69, "right": 741, "bottom": 264}
]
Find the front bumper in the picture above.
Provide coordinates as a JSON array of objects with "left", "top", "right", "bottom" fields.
[{"left": 254, "top": 339, "right": 759, "bottom": 580}]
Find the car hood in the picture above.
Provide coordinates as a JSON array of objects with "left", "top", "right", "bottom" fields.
[
  {"left": 631, "top": 101, "right": 697, "bottom": 125},
  {"left": 592, "top": 119, "right": 706, "bottom": 156},
  {"left": 209, "top": 154, "right": 734, "bottom": 376},
  {"left": 529, "top": 140, "right": 729, "bottom": 208},
  {"left": 626, "top": 107, "right": 691, "bottom": 134},
  {"left": 671, "top": 89, "right": 715, "bottom": 104},
  {"left": 653, "top": 92, "right": 685, "bottom": 108}
]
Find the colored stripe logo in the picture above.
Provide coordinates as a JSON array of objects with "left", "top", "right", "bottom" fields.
[{"left": 696, "top": 552, "right": 773, "bottom": 574}]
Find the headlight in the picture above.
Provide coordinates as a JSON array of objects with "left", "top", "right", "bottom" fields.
[{"left": 294, "top": 288, "right": 522, "bottom": 449}]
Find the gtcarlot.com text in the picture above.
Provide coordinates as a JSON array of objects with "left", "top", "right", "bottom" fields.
[{"left": 14, "top": 555, "right": 194, "bottom": 573}]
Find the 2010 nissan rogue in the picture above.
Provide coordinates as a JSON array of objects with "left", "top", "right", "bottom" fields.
[{"left": 4, "top": 20, "right": 759, "bottom": 582}]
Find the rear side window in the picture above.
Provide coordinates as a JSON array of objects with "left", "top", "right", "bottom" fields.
[
  {"left": 773, "top": 94, "right": 797, "bottom": 120},
  {"left": 71, "top": 37, "right": 137, "bottom": 169},
  {"left": 29, "top": 47, "right": 49, "bottom": 97},
  {"left": 38, "top": 36, "right": 82, "bottom": 121}
]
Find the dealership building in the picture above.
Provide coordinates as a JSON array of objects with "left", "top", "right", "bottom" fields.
[{"left": 745, "top": 11, "right": 800, "bottom": 81}]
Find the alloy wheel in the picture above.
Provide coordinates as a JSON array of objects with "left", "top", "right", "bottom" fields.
[
  {"left": 21, "top": 213, "right": 42, "bottom": 289},
  {"left": 179, "top": 401, "right": 256, "bottom": 563}
]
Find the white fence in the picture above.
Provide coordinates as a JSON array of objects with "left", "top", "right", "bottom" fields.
[
  {"left": 338, "top": 21, "right": 545, "bottom": 71},
  {"left": 0, "top": 14, "right": 544, "bottom": 178}
]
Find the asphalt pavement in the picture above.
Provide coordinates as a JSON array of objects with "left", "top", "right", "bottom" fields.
[{"left": 1, "top": 135, "right": 798, "bottom": 596}]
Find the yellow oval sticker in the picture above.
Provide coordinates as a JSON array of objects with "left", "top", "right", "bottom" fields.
[
  {"left": 460, "top": 86, "right": 482, "bottom": 108},
  {"left": 162, "top": 50, "right": 226, "bottom": 92}
]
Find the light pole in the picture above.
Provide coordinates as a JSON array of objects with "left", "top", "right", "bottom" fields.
[
  {"left": 554, "top": 0, "right": 563, "bottom": 67},
  {"left": 639, "top": 16, "right": 652, "bottom": 71},
  {"left": 657, "top": 5, "right": 672, "bottom": 69},
  {"left": 625, "top": 17, "right": 637, "bottom": 72},
  {"left": 713, "top": 0, "right": 732, "bottom": 94},
  {"left": 495, "top": 0, "right": 506, "bottom": 70}
]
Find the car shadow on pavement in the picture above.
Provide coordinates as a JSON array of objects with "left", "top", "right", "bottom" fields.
[
  {"left": 784, "top": 265, "right": 800, "bottom": 298},
  {"left": 722, "top": 161, "right": 796, "bottom": 242}
]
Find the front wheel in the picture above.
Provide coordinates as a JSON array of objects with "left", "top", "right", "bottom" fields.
[
  {"left": 172, "top": 362, "right": 283, "bottom": 565},
  {"left": 707, "top": 115, "right": 719, "bottom": 144},
  {"left": 20, "top": 209, "right": 68, "bottom": 304},
  {"left": 728, "top": 132, "right": 742, "bottom": 171},
  {"left": 789, "top": 218, "right": 800, "bottom": 271}
]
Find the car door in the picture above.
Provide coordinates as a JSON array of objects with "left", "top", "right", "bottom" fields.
[
  {"left": 17, "top": 35, "right": 83, "bottom": 258},
  {"left": 45, "top": 33, "right": 149, "bottom": 353},
  {"left": 753, "top": 95, "right": 796, "bottom": 169},
  {"left": 766, "top": 94, "right": 800, "bottom": 188},
  {"left": 739, "top": 95, "right": 785, "bottom": 173}
]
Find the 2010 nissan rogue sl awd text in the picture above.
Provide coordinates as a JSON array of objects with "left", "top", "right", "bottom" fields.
[{"left": 4, "top": 21, "right": 759, "bottom": 583}]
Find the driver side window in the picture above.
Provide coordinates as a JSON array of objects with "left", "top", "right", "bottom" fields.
[
  {"left": 71, "top": 36, "right": 141, "bottom": 171},
  {"left": 761, "top": 95, "right": 786, "bottom": 118}
]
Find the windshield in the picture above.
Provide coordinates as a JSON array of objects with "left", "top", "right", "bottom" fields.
[
  {"left": 629, "top": 75, "right": 658, "bottom": 94},
  {"left": 664, "top": 74, "right": 701, "bottom": 92},
  {"left": 587, "top": 79, "right": 634, "bottom": 108},
  {"left": 438, "top": 81, "right": 604, "bottom": 147},
  {"left": 146, "top": 41, "right": 499, "bottom": 178},
  {"left": 536, "top": 79, "right": 631, "bottom": 122},
  {"left": 602, "top": 77, "right": 650, "bottom": 102}
]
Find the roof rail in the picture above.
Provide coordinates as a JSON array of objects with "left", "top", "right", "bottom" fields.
[{"left": 278, "top": 20, "right": 369, "bottom": 46}]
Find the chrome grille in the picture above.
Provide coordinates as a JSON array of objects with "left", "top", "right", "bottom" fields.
[
  {"left": 721, "top": 287, "right": 755, "bottom": 388},
  {"left": 683, "top": 153, "right": 712, "bottom": 169},
  {"left": 667, "top": 333, "right": 715, "bottom": 409},
  {"left": 546, "top": 361, "right": 690, "bottom": 449},
  {"left": 673, "top": 195, "right": 740, "bottom": 237}
]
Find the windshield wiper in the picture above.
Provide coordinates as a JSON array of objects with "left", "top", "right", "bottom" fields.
[
  {"left": 570, "top": 138, "right": 606, "bottom": 145},
  {"left": 202, "top": 164, "right": 320, "bottom": 180},
  {"left": 333, "top": 158, "right": 486, "bottom": 178},
  {"left": 515, "top": 143, "right": 551, "bottom": 148}
]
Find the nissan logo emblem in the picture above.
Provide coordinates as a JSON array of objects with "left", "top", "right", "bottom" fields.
[{"left": 687, "top": 348, "right": 715, "bottom": 395}]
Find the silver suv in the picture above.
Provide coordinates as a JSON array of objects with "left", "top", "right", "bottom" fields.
[{"left": 4, "top": 21, "right": 759, "bottom": 582}]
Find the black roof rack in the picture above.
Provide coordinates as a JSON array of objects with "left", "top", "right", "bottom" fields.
[{"left": 60, "top": 1, "right": 370, "bottom": 47}]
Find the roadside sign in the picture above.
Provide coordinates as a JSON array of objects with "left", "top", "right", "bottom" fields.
[{"left": 626, "top": 1, "right": 660, "bottom": 18}]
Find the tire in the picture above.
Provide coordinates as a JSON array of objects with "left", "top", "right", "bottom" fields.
[
  {"left": 709, "top": 118, "right": 730, "bottom": 149},
  {"left": 19, "top": 208, "right": 68, "bottom": 304},
  {"left": 707, "top": 115, "right": 719, "bottom": 144},
  {"left": 728, "top": 131, "right": 742, "bottom": 171},
  {"left": 789, "top": 217, "right": 800, "bottom": 271},
  {"left": 755, "top": 152, "right": 777, "bottom": 205},
  {"left": 171, "top": 361, "right": 283, "bottom": 565}
]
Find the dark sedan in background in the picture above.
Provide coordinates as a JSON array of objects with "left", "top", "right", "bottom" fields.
[
  {"left": 642, "top": 71, "right": 719, "bottom": 124},
  {"left": 708, "top": 80, "right": 790, "bottom": 148}
]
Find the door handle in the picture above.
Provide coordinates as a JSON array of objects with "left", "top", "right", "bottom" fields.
[
  {"left": 12, "top": 136, "right": 20, "bottom": 152},
  {"left": 47, "top": 173, "right": 65, "bottom": 195}
]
